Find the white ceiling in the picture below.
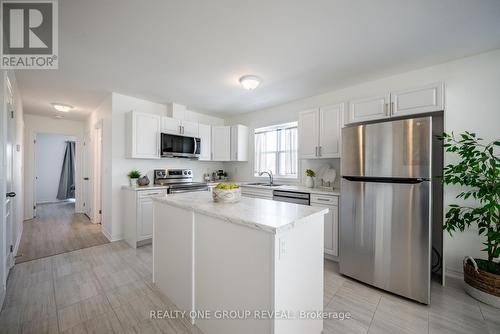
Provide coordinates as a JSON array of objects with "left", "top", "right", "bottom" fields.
[{"left": 16, "top": 0, "right": 500, "bottom": 120}]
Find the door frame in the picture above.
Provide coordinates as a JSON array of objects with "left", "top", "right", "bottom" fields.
[{"left": 93, "top": 121, "right": 103, "bottom": 224}]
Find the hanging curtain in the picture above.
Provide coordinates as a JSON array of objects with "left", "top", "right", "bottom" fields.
[{"left": 57, "top": 141, "right": 76, "bottom": 200}]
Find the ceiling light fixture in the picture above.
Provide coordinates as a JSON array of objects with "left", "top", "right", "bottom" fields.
[
  {"left": 51, "top": 103, "right": 74, "bottom": 112},
  {"left": 239, "top": 75, "right": 261, "bottom": 90}
]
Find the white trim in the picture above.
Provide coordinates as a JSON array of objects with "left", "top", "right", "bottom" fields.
[{"left": 101, "top": 227, "right": 122, "bottom": 242}]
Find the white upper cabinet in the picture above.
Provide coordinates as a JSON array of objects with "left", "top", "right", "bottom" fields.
[
  {"left": 319, "top": 104, "right": 343, "bottom": 158},
  {"left": 298, "top": 109, "right": 319, "bottom": 159},
  {"left": 391, "top": 82, "right": 444, "bottom": 117},
  {"left": 181, "top": 120, "right": 199, "bottom": 137},
  {"left": 126, "top": 111, "right": 161, "bottom": 159},
  {"left": 348, "top": 94, "right": 390, "bottom": 124},
  {"left": 347, "top": 82, "right": 445, "bottom": 124},
  {"left": 198, "top": 123, "right": 212, "bottom": 161},
  {"left": 299, "top": 104, "right": 343, "bottom": 159},
  {"left": 230, "top": 125, "right": 249, "bottom": 161},
  {"left": 161, "top": 117, "right": 199, "bottom": 137},
  {"left": 161, "top": 117, "right": 181, "bottom": 134},
  {"left": 211, "top": 126, "right": 231, "bottom": 161}
]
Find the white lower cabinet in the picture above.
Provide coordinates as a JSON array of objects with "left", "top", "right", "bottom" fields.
[
  {"left": 311, "top": 198, "right": 339, "bottom": 257},
  {"left": 241, "top": 186, "right": 339, "bottom": 257},
  {"left": 123, "top": 188, "right": 168, "bottom": 248}
]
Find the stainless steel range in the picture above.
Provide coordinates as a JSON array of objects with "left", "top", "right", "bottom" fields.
[{"left": 154, "top": 169, "right": 208, "bottom": 193}]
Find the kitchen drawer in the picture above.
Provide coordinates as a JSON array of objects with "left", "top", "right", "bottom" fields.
[
  {"left": 310, "top": 194, "right": 338, "bottom": 206},
  {"left": 240, "top": 187, "right": 273, "bottom": 199}
]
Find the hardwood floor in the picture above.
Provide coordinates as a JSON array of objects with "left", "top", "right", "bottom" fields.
[
  {"left": 15, "top": 202, "right": 109, "bottom": 264},
  {"left": 1, "top": 241, "right": 498, "bottom": 334}
]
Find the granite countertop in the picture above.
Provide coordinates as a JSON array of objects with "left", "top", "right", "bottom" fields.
[
  {"left": 239, "top": 183, "right": 341, "bottom": 196},
  {"left": 152, "top": 191, "right": 329, "bottom": 234},
  {"left": 122, "top": 184, "right": 170, "bottom": 191}
]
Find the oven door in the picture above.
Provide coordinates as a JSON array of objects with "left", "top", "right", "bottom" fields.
[{"left": 161, "top": 133, "right": 200, "bottom": 158}]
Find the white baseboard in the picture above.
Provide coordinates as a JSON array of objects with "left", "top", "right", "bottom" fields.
[{"left": 101, "top": 228, "right": 122, "bottom": 242}]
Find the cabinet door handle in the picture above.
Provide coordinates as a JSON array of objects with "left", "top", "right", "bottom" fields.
[
  {"left": 318, "top": 146, "right": 322, "bottom": 156},
  {"left": 391, "top": 101, "right": 395, "bottom": 115},
  {"left": 384, "top": 103, "right": 388, "bottom": 115},
  {"left": 315, "top": 146, "right": 318, "bottom": 157}
]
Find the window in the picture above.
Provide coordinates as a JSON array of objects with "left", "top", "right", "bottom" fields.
[{"left": 254, "top": 122, "right": 298, "bottom": 178}]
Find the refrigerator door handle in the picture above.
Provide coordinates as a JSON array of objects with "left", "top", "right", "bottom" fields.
[{"left": 342, "top": 176, "right": 427, "bottom": 184}]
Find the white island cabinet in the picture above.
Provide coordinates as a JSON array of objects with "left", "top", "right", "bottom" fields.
[{"left": 153, "top": 192, "right": 328, "bottom": 334}]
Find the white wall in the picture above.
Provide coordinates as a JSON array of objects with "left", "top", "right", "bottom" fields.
[
  {"left": 225, "top": 48, "right": 500, "bottom": 276},
  {"left": 109, "top": 93, "right": 225, "bottom": 241},
  {"left": 24, "top": 114, "right": 85, "bottom": 219},
  {"left": 35, "top": 133, "right": 76, "bottom": 203}
]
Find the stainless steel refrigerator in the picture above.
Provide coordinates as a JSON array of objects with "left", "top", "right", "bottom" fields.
[{"left": 340, "top": 115, "right": 443, "bottom": 304}]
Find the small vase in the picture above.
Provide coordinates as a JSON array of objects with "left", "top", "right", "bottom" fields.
[
  {"left": 129, "top": 178, "right": 138, "bottom": 187},
  {"left": 305, "top": 176, "right": 314, "bottom": 188}
]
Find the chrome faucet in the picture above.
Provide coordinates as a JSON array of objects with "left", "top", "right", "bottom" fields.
[{"left": 259, "top": 170, "right": 274, "bottom": 186}]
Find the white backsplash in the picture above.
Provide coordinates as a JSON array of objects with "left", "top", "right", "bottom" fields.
[{"left": 224, "top": 158, "right": 341, "bottom": 189}]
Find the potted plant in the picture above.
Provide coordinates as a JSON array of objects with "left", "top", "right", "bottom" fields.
[
  {"left": 305, "top": 169, "right": 315, "bottom": 188},
  {"left": 127, "top": 170, "right": 141, "bottom": 187},
  {"left": 441, "top": 132, "right": 499, "bottom": 308}
]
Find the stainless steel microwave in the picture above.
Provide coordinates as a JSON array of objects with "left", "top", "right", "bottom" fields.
[{"left": 160, "top": 133, "right": 200, "bottom": 158}]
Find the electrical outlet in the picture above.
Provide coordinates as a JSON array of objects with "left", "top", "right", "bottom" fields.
[{"left": 279, "top": 238, "right": 287, "bottom": 259}]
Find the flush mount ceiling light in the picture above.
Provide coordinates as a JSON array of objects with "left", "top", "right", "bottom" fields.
[
  {"left": 51, "top": 103, "right": 74, "bottom": 112},
  {"left": 239, "top": 75, "right": 261, "bottom": 90}
]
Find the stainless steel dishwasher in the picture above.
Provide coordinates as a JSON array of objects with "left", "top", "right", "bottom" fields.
[{"left": 272, "top": 190, "right": 310, "bottom": 205}]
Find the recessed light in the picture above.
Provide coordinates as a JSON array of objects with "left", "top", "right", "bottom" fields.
[
  {"left": 51, "top": 103, "right": 73, "bottom": 112},
  {"left": 54, "top": 115, "right": 64, "bottom": 119},
  {"left": 239, "top": 75, "right": 261, "bottom": 90}
]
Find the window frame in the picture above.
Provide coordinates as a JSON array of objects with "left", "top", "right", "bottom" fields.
[{"left": 253, "top": 121, "right": 298, "bottom": 179}]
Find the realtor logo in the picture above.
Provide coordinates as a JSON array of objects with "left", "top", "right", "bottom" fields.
[{"left": 1, "top": 0, "right": 58, "bottom": 69}]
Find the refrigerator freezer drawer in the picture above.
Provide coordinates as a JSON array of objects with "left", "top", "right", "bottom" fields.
[{"left": 339, "top": 178, "right": 431, "bottom": 304}]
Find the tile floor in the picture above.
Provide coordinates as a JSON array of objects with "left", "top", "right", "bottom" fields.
[{"left": 1, "top": 241, "right": 499, "bottom": 334}]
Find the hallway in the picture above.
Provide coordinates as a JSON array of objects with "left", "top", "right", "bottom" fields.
[{"left": 15, "top": 202, "right": 109, "bottom": 264}]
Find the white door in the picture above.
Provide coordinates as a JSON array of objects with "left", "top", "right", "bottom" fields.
[
  {"left": 298, "top": 109, "right": 319, "bottom": 159},
  {"left": 211, "top": 126, "right": 231, "bottom": 161},
  {"left": 181, "top": 120, "right": 199, "bottom": 137},
  {"left": 133, "top": 112, "right": 160, "bottom": 159},
  {"left": 161, "top": 117, "right": 181, "bottom": 134},
  {"left": 3, "top": 76, "right": 16, "bottom": 278},
  {"left": 318, "top": 104, "right": 343, "bottom": 158},
  {"left": 198, "top": 123, "right": 211, "bottom": 161},
  {"left": 391, "top": 82, "right": 444, "bottom": 117},
  {"left": 138, "top": 196, "right": 154, "bottom": 239},
  {"left": 348, "top": 94, "right": 390, "bottom": 124},
  {"left": 5, "top": 104, "right": 15, "bottom": 270},
  {"left": 82, "top": 131, "right": 92, "bottom": 218}
]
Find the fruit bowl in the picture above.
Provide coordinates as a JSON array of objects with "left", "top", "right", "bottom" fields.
[{"left": 212, "top": 183, "right": 241, "bottom": 203}]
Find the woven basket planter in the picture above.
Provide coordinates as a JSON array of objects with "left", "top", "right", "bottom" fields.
[{"left": 463, "top": 257, "right": 500, "bottom": 308}]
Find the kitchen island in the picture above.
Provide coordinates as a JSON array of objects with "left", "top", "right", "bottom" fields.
[{"left": 152, "top": 191, "right": 328, "bottom": 334}]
